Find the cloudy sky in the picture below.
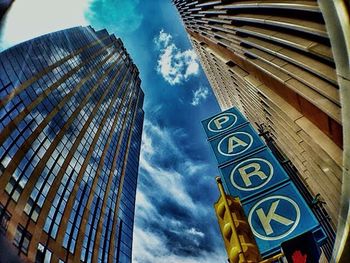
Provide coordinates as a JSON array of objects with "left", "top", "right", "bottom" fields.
[{"left": 0, "top": 0, "right": 226, "bottom": 262}]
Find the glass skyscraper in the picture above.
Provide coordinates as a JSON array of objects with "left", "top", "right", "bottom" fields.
[{"left": 0, "top": 26, "right": 144, "bottom": 263}]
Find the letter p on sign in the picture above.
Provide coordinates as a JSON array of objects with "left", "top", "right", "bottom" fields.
[{"left": 208, "top": 113, "right": 237, "bottom": 132}]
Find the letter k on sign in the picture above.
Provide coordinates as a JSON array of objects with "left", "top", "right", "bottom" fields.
[{"left": 256, "top": 200, "right": 294, "bottom": 235}]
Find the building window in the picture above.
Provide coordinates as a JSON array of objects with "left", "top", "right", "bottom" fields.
[
  {"left": 5, "top": 177, "right": 23, "bottom": 202},
  {"left": 13, "top": 225, "right": 32, "bottom": 255},
  {"left": 0, "top": 203, "right": 11, "bottom": 234},
  {"left": 24, "top": 197, "right": 41, "bottom": 222},
  {"left": 35, "top": 243, "right": 52, "bottom": 263}
]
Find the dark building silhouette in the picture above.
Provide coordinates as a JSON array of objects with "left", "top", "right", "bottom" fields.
[
  {"left": 0, "top": 0, "right": 14, "bottom": 20},
  {"left": 0, "top": 26, "right": 144, "bottom": 263}
]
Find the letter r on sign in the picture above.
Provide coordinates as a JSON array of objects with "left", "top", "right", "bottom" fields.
[{"left": 238, "top": 162, "right": 268, "bottom": 187}]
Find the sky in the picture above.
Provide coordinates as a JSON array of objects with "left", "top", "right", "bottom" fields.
[{"left": 0, "top": 0, "right": 227, "bottom": 262}]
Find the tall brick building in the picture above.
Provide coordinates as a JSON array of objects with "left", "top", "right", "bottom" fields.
[
  {"left": 0, "top": 26, "right": 144, "bottom": 263},
  {"left": 173, "top": 0, "right": 350, "bottom": 261}
]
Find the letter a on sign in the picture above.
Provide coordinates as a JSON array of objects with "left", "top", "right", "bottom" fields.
[
  {"left": 217, "top": 131, "right": 255, "bottom": 159},
  {"left": 256, "top": 200, "right": 294, "bottom": 235},
  {"left": 227, "top": 135, "right": 248, "bottom": 153}
]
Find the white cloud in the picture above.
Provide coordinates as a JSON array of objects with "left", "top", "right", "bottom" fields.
[
  {"left": 139, "top": 120, "right": 195, "bottom": 210},
  {"left": 154, "top": 30, "right": 199, "bottom": 85},
  {"left": 183, "top": 160, "right": 208, "bottom": 176},
  {"left": 140, "top": 129, "right": 155, "bottom": 156},
  {"left": 133, "top": 226, "right": 223, "bottom": 263},
  {"left": 191, "top": 86, "right": 209, "bottom": 106},
  {"left": 154, "top": 29, "right": 172, "bottom": 48},
  {"left": 140, "top": 158, "right": 195, "bottom": 209},
  {"left": 134, "top": 189, "right": 159, "bottom": 224},
  {"left": 0, "top": 0, "right": 89, "bottom": 50},
  {"left": 186, "top": 227, "right": 205, "bottom": 238},
  {"left": 133, "top": 119, "right": 227, "bottom": 262}
]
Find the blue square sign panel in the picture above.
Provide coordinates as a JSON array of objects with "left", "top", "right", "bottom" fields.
[
  {"left": 201, "top": 107, "right": 248, "bottom": 140},
  {"left": 242, "top": 182, "right": 322, "bottom": 257},
  {"left": 220, "top": 148, "right": 290, "bottom": 202},
  {"left": 209, "top": 123, "right": 265, "bottom": 167}
]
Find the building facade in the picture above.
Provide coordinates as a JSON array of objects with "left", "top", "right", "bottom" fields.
[
  {"left": 0, "top": 26, "right": 144, "bottom": 263},
  {"left": 0, "top": 0, "right": 14, "bottom": 20},
  {"left": 173, "top": 1, "right": 343, "bottom": 229}
]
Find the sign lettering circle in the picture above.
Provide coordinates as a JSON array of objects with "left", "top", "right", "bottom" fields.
[
  {"left": 230, "top": 158, "right": 274, "bottom": 191},
  {"left": 248, "top": 195, "right": 301, "bottom": 241},
  {"left": 208, "top": 113, "right": 237, "bottom": 132},
  {"left": 217, "top": 132, "right": 253, "bottom": 157}
]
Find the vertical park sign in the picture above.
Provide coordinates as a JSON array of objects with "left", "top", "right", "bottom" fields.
[{"left": 202, "top": 107, "right": 326, "bottom": 257}]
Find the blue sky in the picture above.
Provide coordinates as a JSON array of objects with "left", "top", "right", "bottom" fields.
[{"left": 0, "top": 0, "right": 226, "bottom": 261}]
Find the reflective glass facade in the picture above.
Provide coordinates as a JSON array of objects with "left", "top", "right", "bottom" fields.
[{"left": 0, "top": 26, "right": 144, "bottom": 263}]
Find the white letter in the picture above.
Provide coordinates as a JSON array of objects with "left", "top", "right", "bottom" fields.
[
  {"left": 214, "top": 116, "right": 229, "bottom": 130},
  {"left": 238, "top": 162, "right": 268, "bottom": 187},
  {"left": 256, "top": 200, "right": 294, "bottom": 235},
  {"left": 227, "top": 135, "right": 248, "bottom": 153}
]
